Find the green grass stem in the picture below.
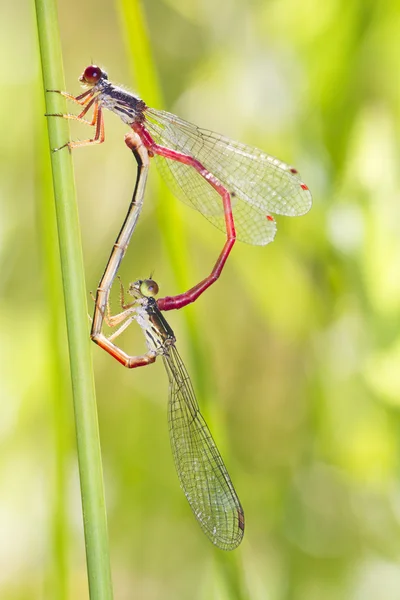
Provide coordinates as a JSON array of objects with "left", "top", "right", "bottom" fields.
[{"left": 34, "top": 0, "right": 113, "bottom": 597}]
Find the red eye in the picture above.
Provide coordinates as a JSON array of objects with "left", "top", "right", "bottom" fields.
[{"left": 82, "top": 65, "right": 102, "bottom": 84}]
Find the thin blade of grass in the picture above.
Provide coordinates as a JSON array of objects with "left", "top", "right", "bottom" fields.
[{"left": 34, "top": 0, "right": 113, "bottom": 597}]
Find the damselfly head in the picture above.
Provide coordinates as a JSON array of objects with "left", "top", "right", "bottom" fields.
[
  {"left": 79, "top": 65, "right": 108, "bottom": 87},
  {"left": 140, "top": 279, "right": 159, "bottom": 298}
]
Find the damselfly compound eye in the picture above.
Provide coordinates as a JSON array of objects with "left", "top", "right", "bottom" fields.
[
  {"left": 82, "top": 65, "right": 103, "bottom": 84},
  {"left": 140, "top": 279, "right": 159, "bottom": 297}
]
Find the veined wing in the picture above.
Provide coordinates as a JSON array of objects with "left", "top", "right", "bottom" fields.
[
  {"left": 144, "top": 107, "right": 311, "bottom": 245},
  {"left": 163, "top": 345, "right": 244, "bottom": 550}
]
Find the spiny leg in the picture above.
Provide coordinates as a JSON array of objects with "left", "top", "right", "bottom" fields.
[
  {"left": 93, "top": 331, "right": 157, "bottom": 368},
  {"left": 46, "top": 87, "right": 96, "bottom": 106},
  {"left": 46, "top": 87, "right": 105, "bottom": 150},
  {"left": 90, "top": 282, "right": 156, "bottom": 368},
  {"left": 91, "top": 289, "right": 156, "bottom": 368},
  {"left": 90, "top": 287, "right": 135, "bottom": 331},
  {"left": 48, "top": 105, "right": 105, "bottom": 152},
  {"left": 66, "top": 105, "right": 104, "bottom": 149},
  {"left": 46, "top": 96, "right": 100, "bottom": 127}
]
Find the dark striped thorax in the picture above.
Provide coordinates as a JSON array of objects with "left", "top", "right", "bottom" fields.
[
  {"left": 96, "top": 79, "right": 147, "bottom": 126},
  {"left": 136, "top": 296, "right": 175, "bottom": 354}
]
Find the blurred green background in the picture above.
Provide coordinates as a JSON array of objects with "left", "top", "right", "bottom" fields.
[{"left": 2, "top": 0, "right": 400, "bottom": 598}]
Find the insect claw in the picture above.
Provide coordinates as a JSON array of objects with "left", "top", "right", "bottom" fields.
[{"left": 52, "top": 142, "right": 70, "bottom": 153}]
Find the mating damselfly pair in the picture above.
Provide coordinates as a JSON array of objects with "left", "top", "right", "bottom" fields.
[{"left": 48, "top": 65, "right": 312, "bottom": 550}]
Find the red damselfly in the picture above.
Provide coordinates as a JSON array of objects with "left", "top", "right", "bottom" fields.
[{"left": 48, "top": 65, "right": 312, "bottom": 315}]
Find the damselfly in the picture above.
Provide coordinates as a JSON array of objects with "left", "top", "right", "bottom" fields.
[
  {"left": 96, "top": 277, "right": 244, "bottom": 550},
  {"left": 48, "top": 65, "right": 312, "bottom": 314}
]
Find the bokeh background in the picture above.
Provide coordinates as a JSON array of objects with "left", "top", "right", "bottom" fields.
[{"left": 2, "top": 0, "right": 400, "bottom": 598}]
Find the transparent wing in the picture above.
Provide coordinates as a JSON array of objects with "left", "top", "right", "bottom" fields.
[
  {"left": 144, "top": 107, "right": 311, "bottom": 245},
  {"left": 163, "top": 345, "right": 244, "bottom": 550}
]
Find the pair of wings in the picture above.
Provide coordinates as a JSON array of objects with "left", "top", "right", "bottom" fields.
[
  {"left": 144, "top": 107, "right": 312, "bottom": 245},
  {"left": 163, "top": 345, "right": 244, "bottom": 551}
]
